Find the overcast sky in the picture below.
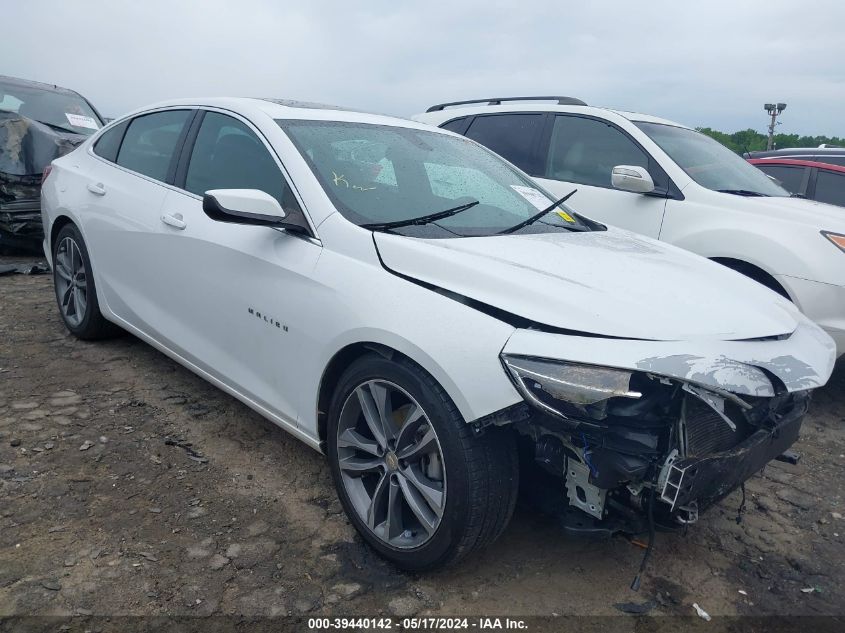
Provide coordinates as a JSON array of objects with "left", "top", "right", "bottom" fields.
[{"left": 3, "top": 1, "right": 844, "bottom": 136}]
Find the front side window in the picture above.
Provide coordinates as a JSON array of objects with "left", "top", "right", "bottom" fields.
[
  {"left": 0, "top": 79, "right": 103, "bottom": 135},
  {"left": 184, "top": 112, "right": 303, "bottom": 219},
  {"left": 636, "top": 122, "right": 788, "bottom": 197},
  {"left": 546, "top": 115, "right": 649, "bottom": 188},
  {"left": 279, "top": 120, "right": 595, "bottom": 238},
  {"left": 464, "top": 114, "right": 544, "bottom": 174},
  {"left": 116, "top": 110, "right": 191, "bottom": 182},
  {"left": 754, "top": 164, "right": 806, "bottom": 194},
  {"left": 814, "top": 170, "right": 845, "bottom": 207}
]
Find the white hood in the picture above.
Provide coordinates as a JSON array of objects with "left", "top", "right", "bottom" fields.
[{"left": 374, "top": 228, "right": 800, "bottom": 342}]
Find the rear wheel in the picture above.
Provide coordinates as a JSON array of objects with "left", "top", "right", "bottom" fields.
[
  {"left": 327, "top": 354, "right": 518, "bottom": 570},
  {"left": 52, "top": 224, "right": 119, "bottom": 339}
]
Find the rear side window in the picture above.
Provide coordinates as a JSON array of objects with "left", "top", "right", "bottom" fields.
[
  {"left": 184, "top": 111, "right": 303, "bottom": 218},
  {"left": 116, "top": 110, "right": 191, "bottom": 182},
  {"left": 92, "top": 120, "right": 128, "bottom": 162},
  {"left": 464, "top": 114, "right": 544, "bottom": 175},
  {"left": 547, "top": 115, "right": 649, "bottom": 187},
  {"left": 814, "top": 170, "right": 845, "bottom": 207},
  {"left": 755, "top": 164, "right": 805, "bottom": 194}
]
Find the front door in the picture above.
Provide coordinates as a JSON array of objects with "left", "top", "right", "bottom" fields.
[
  {"left": 533, "top": 114, "right": 668, "bottom": 238},
  {"left": 150, "top": 110, "right": 320, "bottom": 427}
]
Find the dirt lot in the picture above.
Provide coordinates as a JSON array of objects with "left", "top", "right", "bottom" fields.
[{"left": 1, "top": 255, "right": 844, "bottom": 623}]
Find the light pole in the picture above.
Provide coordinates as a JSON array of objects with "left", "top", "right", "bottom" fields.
[{"left": 764, "top": 103, "right": 787, "bottom": 151}]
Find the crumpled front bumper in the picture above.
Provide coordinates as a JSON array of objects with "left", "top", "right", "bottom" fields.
[
  {"left": 660, "top": 391, "right": 808, "bottom": 513},
  {"left": 0, "top": 172, "right": 43, "bottom": 253}
]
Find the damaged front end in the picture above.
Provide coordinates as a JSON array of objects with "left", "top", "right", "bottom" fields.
[
  {"left": 0, "top": 172, "right": 42, "bottom": 253},
  {"left": 0, "top": 111, "right": 86, "bottom": 253},
  {"left": 500, "top": 353, "right": 811, "bottom": 533}
]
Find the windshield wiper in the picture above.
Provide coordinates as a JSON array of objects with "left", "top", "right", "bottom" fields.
[
  {"left": 717, "top": 189, "right": 769, "bottom": 197},
  {"left": 361, "top": 200, "right": 479, "bottom": 231},
  {"left": 497, "top": 189, "right": 579, "bottom": 235},
  {"left": 790, "top": 192, "right": 807, "bottom": 199},
  {"left": 33, "top": 119, "right": 84, "bottom": 135}
]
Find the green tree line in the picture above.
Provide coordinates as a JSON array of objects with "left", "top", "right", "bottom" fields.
[{"left": 696, "top": 127, "right": 845, "bottom": 154}]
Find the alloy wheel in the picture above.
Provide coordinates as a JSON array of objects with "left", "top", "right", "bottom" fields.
[
  {"left": 336, "top": 379, "right": 447, "bottom": 549},
  {"left": 55, "top": 236, "right": 88, "bottom": 327}
]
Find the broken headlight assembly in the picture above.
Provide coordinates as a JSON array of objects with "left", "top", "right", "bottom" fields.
[{"left": 500, "top": 355, "right": 647, "bottom": 422}]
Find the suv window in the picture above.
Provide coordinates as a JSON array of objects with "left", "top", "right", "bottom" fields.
[
  {"left": 814, "top": 170, "right": 845, "bottom": 207},
  {"left": 116, "top": 110, "right": 191, "bottom": 182},
  {"left": 184, "top": 111, "right": 303, "bottom": 219},
  {"left": 464, "top": 114, "right": 544, "bottom": 175},
  {"left": 547, "top": 115, "right": 649, "bottom": 187},
  {"left": 92, "top": 120, "right": 129, "bottom": 163},
  {"left": 755, "top": 164, "right": 805, "bottom": 194},
  {"left": 813, "top": 156, "right": 845, "bottom": 167},
  {"left": 440, "top": 117, "right": 469, "bottom": 134}
]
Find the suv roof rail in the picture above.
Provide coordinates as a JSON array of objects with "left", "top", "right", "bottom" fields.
[{"left": 425, "top": 96, "right": 587, "bottom": 112}]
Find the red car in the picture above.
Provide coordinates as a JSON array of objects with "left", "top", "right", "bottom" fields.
[{"left": 748, "top": 157, "right": 845, "bottom": 208}]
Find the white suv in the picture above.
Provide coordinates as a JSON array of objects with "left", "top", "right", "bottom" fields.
[{"left": 415, "top": 97, "right": 845, "bottom": 356}]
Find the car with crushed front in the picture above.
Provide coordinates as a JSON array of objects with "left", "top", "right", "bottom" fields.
[
  {"left": 40, "top": 98, "right": 836, "bottom": 571},
  {"left": 0, "top": 75, "right": 105, "bottom": 253}
]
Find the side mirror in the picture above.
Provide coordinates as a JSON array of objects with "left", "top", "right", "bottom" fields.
[
  {"left": 202, "top": 189, "right": 287, "bottom": 227},
  {"left": 611, "top": 165, "right": 655, "bottom": 194}
]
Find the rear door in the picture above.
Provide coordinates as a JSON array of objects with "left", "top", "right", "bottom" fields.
[
  {"left": 83, "top": 109, "right": 194, "bottom": 330},
  {"left": 153, "top": 109, "right": 321, "bottom": 427},
  {"left": 533, "top": 114, "right": 669, "bottom": 237}
]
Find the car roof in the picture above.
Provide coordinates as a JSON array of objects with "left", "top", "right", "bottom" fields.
[
  {"left": 0, "top": 74, "right": 81, "bottom": 96},
  {"left": 747, "top": 147, "right": 845, "bottom": 158},
  {"left": 416, "top": 98, "right": 691, "bottom": 129},
  {"left": 748, "top": 157, "right": 845, "bottom": 174},
  {"left": 126, "top": 97, "right": 436, "bottom": 131}
]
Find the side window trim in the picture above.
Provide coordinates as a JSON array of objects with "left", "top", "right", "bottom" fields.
[
  {"left": 172, "top": 107, "right": 318, "bottom": 239},
  {"left": 547, "top": 113, "right": 683, "bottom": 200},
  {"left": 165, "top": 109, "right": 200, "bottom": 185},
  {"left": 806, "top": 167, "right": 819, "bottom": 200},
  {"left": 173, "top": 110, "right": 206, "bottom": 189},
  {"left": 798, "top": 166, "right": 811, "bottom": 196}
]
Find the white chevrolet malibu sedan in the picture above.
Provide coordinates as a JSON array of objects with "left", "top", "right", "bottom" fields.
[{"left": 41, "top": 98, "right": 836, "bottom": 571}]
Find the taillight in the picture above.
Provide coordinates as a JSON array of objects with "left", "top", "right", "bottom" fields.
[{"left": 41, "top": 165, "right": 53, "bottom": 184}]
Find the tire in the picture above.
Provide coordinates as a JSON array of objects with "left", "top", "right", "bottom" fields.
[
  {"left": 52, "top": 223, "right": 120, "bottom": 340},
  {"left": 327, "top": 353, "right": 519, "bottom": 570}
]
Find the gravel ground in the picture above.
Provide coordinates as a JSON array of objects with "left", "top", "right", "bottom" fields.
[{"left": 1, "top": 257, "right": 844, "bottom": 622}]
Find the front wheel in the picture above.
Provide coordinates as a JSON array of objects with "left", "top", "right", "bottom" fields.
[{"left": 327, "top": 354, "right": 518, "bottom": 570}]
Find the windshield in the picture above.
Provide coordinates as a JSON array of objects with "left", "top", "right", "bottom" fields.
[
  {"left": 278, "top": 120, "right": 596, "bottom": 237},
  {"left": 0, "top": 80, "right": 103, "bottom": 136},
  {"left": 635, "top": 121, "right": 788, "bottom": 197}
]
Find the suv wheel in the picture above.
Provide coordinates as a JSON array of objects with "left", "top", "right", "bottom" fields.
[{"left": 327, "top": 354, "right": 518, "bottom": 570}]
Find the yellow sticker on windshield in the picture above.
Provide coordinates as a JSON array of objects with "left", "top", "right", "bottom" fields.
[{"left": 557, "top": 210, "right": 575, "bottom": 223}]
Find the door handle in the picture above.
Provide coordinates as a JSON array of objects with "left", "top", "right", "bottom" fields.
[
  {"left": 87, "top": 182, "right": 106, "bottom": 196},
  {"left": 161, "top": 212, "right": 186, "bottom": 230}
]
